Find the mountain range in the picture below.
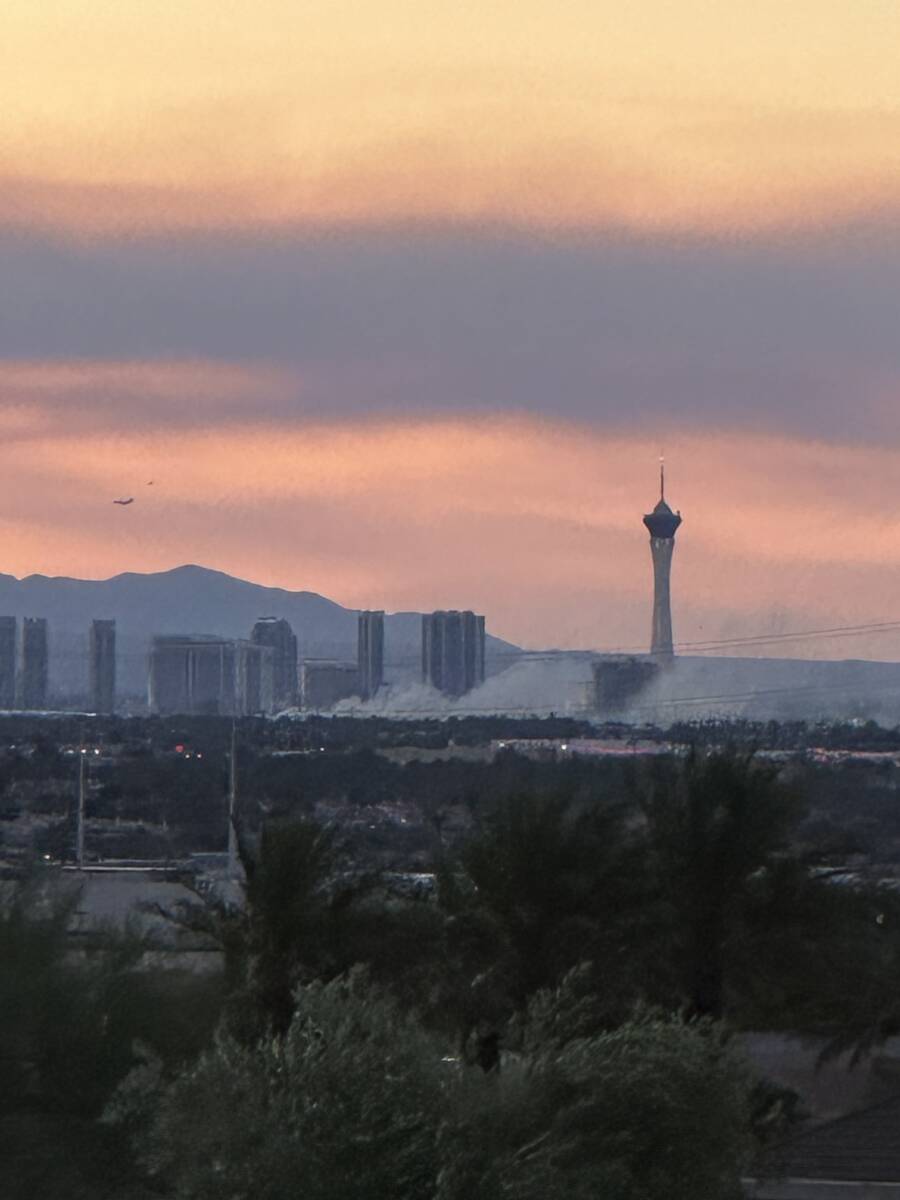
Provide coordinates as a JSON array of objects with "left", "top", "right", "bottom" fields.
[{"left": 0, "top": 565, "right": 517, "bottom": 700}]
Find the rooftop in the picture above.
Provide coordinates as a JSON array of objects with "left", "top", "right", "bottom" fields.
[{"left": 748, "top": 1093, "right": 900, "bottom": 1197}]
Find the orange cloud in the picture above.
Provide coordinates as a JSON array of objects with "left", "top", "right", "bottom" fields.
[
  {"left": 0, "top": 360, "right": 299, "bottom": 435},
  {"left": 0, "top": 359, "right": 294, "bottom": 402},
  {"left": 4, "top": 121, "right": 899, "bottom": 239}
]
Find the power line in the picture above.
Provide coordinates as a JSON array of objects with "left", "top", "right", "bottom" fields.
[
  {"left": 388, "top": 617, "right": 900, "bottom": 663},
  {"left": 672, "top": 620, "right": 900, "bottom": 654},
  {"left": 544, "top": 619, "right": 900, "bottom": 660},
  {"left": 622, "top": 676, "right": 900, "bottom": 714}
]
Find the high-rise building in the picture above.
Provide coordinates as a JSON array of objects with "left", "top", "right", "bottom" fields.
[
  {"left": 239, "top": 639, "right": 274, "bottom": 715},
  {"left": 422, "top": 610, "right": 485, "bottom": 696},
  {"left": 591, "top": 655, "right": 660, "bottom": 714},
  {"left": 250, "top": 617, "right": 298, "bottom": 709},
  {"left": 642, "top": 461, "right": 682, "bottom": 660},
  {"left": 300, "top": 660, "right": 359, "bottom": 710},
  {"left": 0, "top": 617, "right": 15, "bottom": 709},
  {"left": 149, "top": 636, "right": 273, "bottom": 715},
  {"left": 89, "top": 619, "right": 116, "bottom": 714},
  {"left": 21, "top": 617, "right": 49, "bottom": 709},
  {"left": 357, "top": 610, "right": 384, "bottom": 701}
]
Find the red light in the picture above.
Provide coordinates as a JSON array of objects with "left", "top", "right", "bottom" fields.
[{"left": 175, "top": 743, "right": 185, "bottom": 753}]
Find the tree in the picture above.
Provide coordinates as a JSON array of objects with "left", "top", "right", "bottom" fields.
[
  {"left": 781, "top": 883, "right": 900, "bottom": 1060},
  {"left": 438, "top": 791, "right": 650, "bottom": 1057},
  {"left": 135, "top": 971, "right": 446, "bottom": 1200},
  {"left": 131, "top": 969, "right": 752, "bottom": 1200},
  {"left": 0, "top": 871, "right": 81, "bottom": 1110},
  {"left": 1, "top": 871, "right": 225, "bottom": 1115},
  {"left": 641, "top": 748, "right": 805, "bottom": 1018},
  {"left": 164, "top": 814, "right": 453, "bottom": 1041},
  {"left": 235, "top": 817, "right": 395, "bottom": 1034},
  {"left": 438, "top": 972, "right": 753, "bottom": 1200},
  {"left": 1, "top": 870, "right": 223, "bottom": 1199}
]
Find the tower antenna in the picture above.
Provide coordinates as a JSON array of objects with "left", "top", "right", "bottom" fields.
[{"left": 659, "top": 452, "right": 665, "bottom": 501}]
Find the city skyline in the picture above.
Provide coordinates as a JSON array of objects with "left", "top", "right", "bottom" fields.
[
  {"left": 0, "top": 438, "right": 898, "bottom": 660},
  {"left": 2, "top": 2, "right": 899, "bottom": 658}
]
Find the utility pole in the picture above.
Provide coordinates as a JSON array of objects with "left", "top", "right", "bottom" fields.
[
  {"left": 227, "top": 718, "right": 238, "bottom": 880},
  {"left": 76, "top": 747, "right": 86, "bottom": 869}
]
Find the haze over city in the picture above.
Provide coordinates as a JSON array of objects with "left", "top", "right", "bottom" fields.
[{"left": 3, "top": 1, "right": 900, "bottom": 657}]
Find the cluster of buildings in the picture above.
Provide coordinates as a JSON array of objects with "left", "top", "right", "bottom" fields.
[
  {"left": 0, "top": 608, "right": 487, "bottom": 717},
  {"left": 299, "top": 609, "right": 385, "bottom": 713},
  {"left": 143, "top": 470, "right": 676, "bottom": 719},
  {"left": 0, "top": 606, "right": 488, "bottom": 717},
  {"left": 144, "top": 608, "right": 486, "bottom": 716},
  {"left": 297, "top": 609, "right": 486, "bottom": 714},
  {"left": 0, "top": 616, "right": 116, "bottom": 714}
]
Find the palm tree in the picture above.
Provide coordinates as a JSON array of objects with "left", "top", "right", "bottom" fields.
[
  {"left": 641, "top": 747, "right": 805, "bottom": 1018},
  {"left": 438, "top": 791, "right": 649, "bottom": 1063}
]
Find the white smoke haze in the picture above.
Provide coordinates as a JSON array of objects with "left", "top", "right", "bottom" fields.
[
  {"left": 287, "top": 652, "right": 900, "bottom": 726},
  {"left": 306, "top": 655, "right": 595, "bottom": 719},
  {"left": 619, "top": 656, "right": 900, "bottom": 726}
]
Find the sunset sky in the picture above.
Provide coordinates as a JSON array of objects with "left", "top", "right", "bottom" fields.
[{"left": 3, "top": 0, "right": 900, "bottom": 654}]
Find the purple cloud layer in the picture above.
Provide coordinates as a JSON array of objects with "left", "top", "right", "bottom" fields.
[{"left": 1, "top": 224, "right": 898, "bottom": 446}]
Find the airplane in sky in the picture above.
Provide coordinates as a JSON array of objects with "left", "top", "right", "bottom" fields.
[{"left": 113, "top": 498, "right": 134, "bottom": 505}]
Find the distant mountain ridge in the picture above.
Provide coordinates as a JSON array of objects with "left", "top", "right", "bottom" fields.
[{"left": 0, "top": 565, "right": 517, "bottom": 699}]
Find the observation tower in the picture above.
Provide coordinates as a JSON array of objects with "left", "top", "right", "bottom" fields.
[{"left": 642, "top": 459, "right": 682, "bottom": 660}]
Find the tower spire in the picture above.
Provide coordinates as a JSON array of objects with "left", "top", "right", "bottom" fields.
[{"left": 660, "top": 452, "right": 665, "bottom": 501}]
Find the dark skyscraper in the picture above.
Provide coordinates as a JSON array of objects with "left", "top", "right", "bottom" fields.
[
  {"left": 90, "top": 619, "right": 116, "bottom": 714},
  {"left": 21, "top": 617, "right": 49, "bottom": 709},
  {"left": 422, "top": 610, "right": 485, "bottom": 696},
  {"left": 250, "top": 617, "right": 298, "bottom": 709},
  {"left": 0, "top": 617, "right": 15, "bottom": 709},
  {"left": 149, "top": 635, "right": 273, "bottom": 716},
  {"left": 357, "top": 610, "right": 384, "bottom": 701},
  {"left": 300, "top": 660, "right": 359, "bottom": 710},
  {"left": 642, "top": 461, "right": 682, "bottom": 660}
]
